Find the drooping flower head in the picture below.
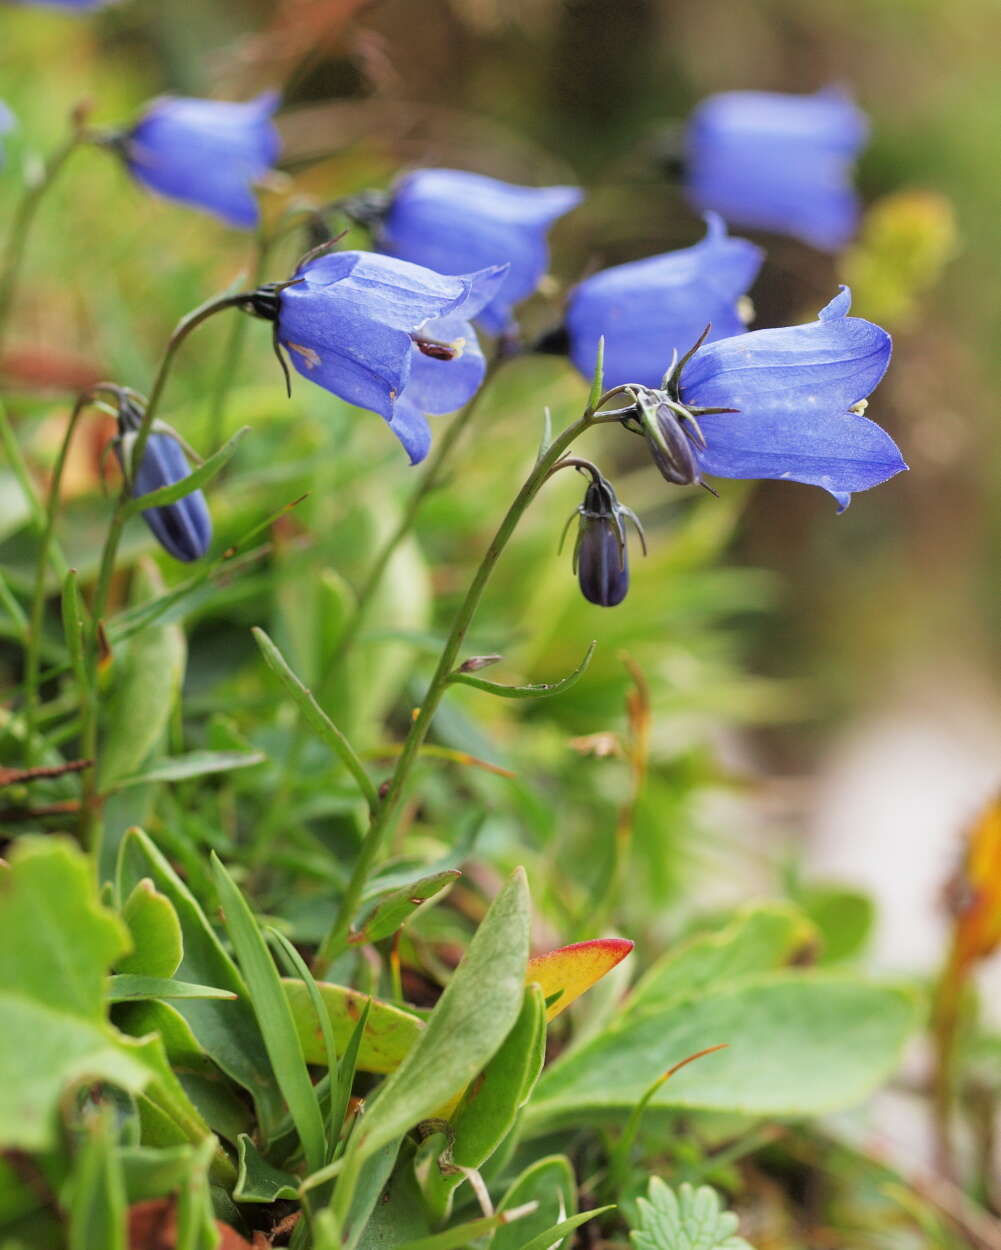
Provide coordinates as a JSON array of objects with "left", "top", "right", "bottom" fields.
[
  {"left": 375, "top": 169, "right": 582, "bottom": 335},
  {"left": 113, "top": 396, "right": 211, "bottom": 563},
  {"left": 247, "top": 250, "right": 507, "bottom": 465},
  {"left": 622, "top": 288, "right": 904, "bottom": 510},
  {"left": 562, "top": 469, "right": 645, "bottom": 608},
  {"left": 566, "top": 213, "right": 762, "bottom": 390},
  {"left": 684, "top": 88, "right": 868, "bottom": 252},
  {"left": 0, "top": 103, "right": 13, "bottom": 168},
  {"left": 121, "top": 92, "right": 281, "bottom": 229}
]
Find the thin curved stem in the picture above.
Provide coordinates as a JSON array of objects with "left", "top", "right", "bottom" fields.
[
  {"left": 81, "top": 292, "right": 249, "bottom": 848},
  {"left": 22, "top": 392, "right": 92, "bottom": 762},
  {"left": 0, "top": 128, "right": 85, "bottom": 367},
  {"left": 313, "top": 403, "right": 620, "bottom": 971},
  {"left": 206, "top": 228, "right": 273, "bottom": 449},
  {"left": 320, "top": 357, "right": 504, "bottom": 693}
]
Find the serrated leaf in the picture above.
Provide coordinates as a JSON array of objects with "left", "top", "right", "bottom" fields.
[
  {"left": 0, "top": 838, "right": 129, "bottom": 1019},
  {"left": 117, "top": 879, "right": 183, "bottom": 979},
  {"left": 526, "top": 937, "right": 634, "bottom": 1021},
  {"left": 630, "top": 1179, "right": 752, "bottom": 1250},
  {"left": 357, "top": 870, "right": 460, "bottom": 944}
]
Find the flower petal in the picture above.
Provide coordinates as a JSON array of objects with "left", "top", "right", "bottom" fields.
[
  {"left": 384, "top": 398, "right": 433, "bottom": 465},
  {"left": 566, "top": 214, "right": 762, "bottom": 389},
  {"left": 682, "top": 287, "right": 892, "bottom": 419},
  {"left": 132, "top": 434, "right": 212, "bottom": 562},
  {"left": 127, "top": 91, "right": 280, "bottom": 229},
  {"left": 381, "top": 169, "right": 580, "bottom": 333}
]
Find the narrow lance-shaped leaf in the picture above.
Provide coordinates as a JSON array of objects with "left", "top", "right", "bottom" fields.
[
  {"left": 253, "top": 626, "right": 379, "bottom": 813},
  {"left": 123, "top": 425, "right": 250, "bottom": 518},
  {"left": 210, "top": 854, "right": 327, "bottom": 1175},
  {"left": 449, "top": 641, "right": 596, "bottom": 700},
  {"left": 108, "top": 976, "right": 238, "bottom": 1003},
  {"left": 355, "top": 870, "right": 460, "bottom": 944},
  {"left": 526, "top": 937, "right": 634, "bottom": 1021}
]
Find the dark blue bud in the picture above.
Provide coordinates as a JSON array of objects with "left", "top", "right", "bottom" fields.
[
  {"left": 114, "top": 403, "right": 211, "bottom": 563},
  {"left": 569, "top": 475, "right": 645, "bottom": 608},
  {"left": 633, "top": 388, "right": 704, "bottom": 486}
]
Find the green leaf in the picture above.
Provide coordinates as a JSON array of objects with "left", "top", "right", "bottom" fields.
[
  {"left": 794, "top": 884, "right": 875, "bottom": 964},
  {"left": 120, "top": 1145, "right": 199, "bottom": 1203},
  {"left": 512, "top": 1207, "right": 615, "bottom": 1250},
  {"left": 357, "top": 870, "right": 460, "bottom": 944},
  {"left": 66, "top": 1109, "right": 126, "bottom": 1250},
  {"left": 347, "top": 868, "right": 531, "bottom": 1165},
  {"left": 253, "top": 626, "right": 378, "bottom": 812},
  {"left": 117, "top": 878, "right": 183, "bottom": 978},
  {"left": 587, "top": 335, "right": 605, "bottom": 411},
  {"left": 282, "top": 979, "right": 423, "bottom": 1073},
  {"left": 108, "top": 975, "right": 238, "bottom": 1002},
  {"left": 0, "top": 838, "right": 129, "bottom": 1019},
  {"left": 0, "top": 994, "right": 150, "bottom": 1151},
  {"left": 211, "top": 853, "right": 327, "bottom": 1175},
  {"left": 354, "top": 1141, "right": 429, "bottom": 1250},
  {"left": 627, "top": 903, "right": 816, "bottom": 1017},
  {"left": 493, "top": 1156, "right": 577, "bottom": 1250},
  {"left": 234, "top": 1134, "right": 299, "bottom": 1203},
  {"left": 395, "top": 1207, "right": 541, "bottom": 1250},
  {"left": 116, "top": 828, "right": 285, "bottom": 1138},
  {"left": 449, "top": 642, "right": 596, "bottom": 700},
  {"left": 526, "top": 974, "right": 919, "bottom": 1128},
  {"left": 97, "top": 560, "right": 186, "bottom": 791},
  {"left": 630, "top": 1179, "right": 753, "bottom": 1250},
  {"left": 425, "top": 984, "right": 546, "bottom": 1219},
  {"left": 122, "top": 425, "right": 250, "bottom": 518},
  {"left": 111, "top": 749, "right": 265, "bottom": 790}
]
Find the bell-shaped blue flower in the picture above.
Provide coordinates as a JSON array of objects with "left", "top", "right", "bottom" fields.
[
  {"left": 684, "top": 88, "right": 868, "bottom": 252},
  {"left": 566, "top": 213, "right": 762, "bottom": 389},
  {"left": 273, "top": 250, "right": 507, "bottom": 464},
  {"left": 647, "top": 287, "right": 903, "bottom": 510},
  {"left": 377, "top": 169, "right": 582, "bottom": 335},
  {"left": 0, "top": 103, "right": 13, "bottom": 168},
  {"left": 114, "top": 406, "right": 211, "bottom": 563},
  {"left": 124, "top": 92, "right": 280, "bottom": 229}
]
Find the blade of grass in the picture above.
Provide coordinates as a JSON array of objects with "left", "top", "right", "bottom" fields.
[
  {"left": 253, "top": 627, "right": 379, "bottom": 815},
  {"left": 268, "top": 927, "right": 339, "bottom": 1163},
  {"left": 122, "top": 425, "right": 250, "bottom": 519},
  {"left": 210, "top": 853, "right": 326, "bottom": 1175}
]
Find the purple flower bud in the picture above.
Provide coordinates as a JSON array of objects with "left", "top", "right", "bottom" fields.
[
  {"left": 258, "top": 250, "right": 508, "bottom": 465},
  {"left": 569, "top": 475, "right": 645, "bottom": 608},
  {"left": 684, "top": 88, "right": 868, "bottom": 252},
  {"left": 114, "top": 402, "right": 211, "bottom": 563},
  {"left": 123, "top": 92, "right": 281, "bottom": 229},
  {"left": 377, "top": 169, "right": 582, "bottom": 334},
  {"left": 566, "top": 214, "right": 762, "bottom": 390}
]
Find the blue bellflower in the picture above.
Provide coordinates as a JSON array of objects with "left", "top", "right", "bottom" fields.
[
  {"left": 0, "top": 103, "right": 13, "bottom": 168},
  {"left": 124, "top": 92, "right": 280, "bottom": 229},
  {"left": 377, "top": 169, "right": 582, "bottom": 334},
  {"left": 268, "top": 250, "right": 507, "bottom": 464},
  {"left": 566, "top": 213, "right": 762, "bottom": 389},
  {"left": 114, "top": 402, "right": 211, "bottom": 562},
  {"left": 629, "top": 287, "right": 904, "bottom": 510},
  {"left": 684, "top": 88, "right": 868, "bottom": 252}
]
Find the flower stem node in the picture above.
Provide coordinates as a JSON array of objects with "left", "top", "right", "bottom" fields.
[
  {"left": 110, "top": 390, "right": 212, "bottom": 563},
  {"left": 562, "top": 469, "right": 646, "bottom": 608}
]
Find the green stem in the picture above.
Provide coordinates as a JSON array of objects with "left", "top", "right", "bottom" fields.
[
  {"left": 0, "top": 399, "right": 69, "bottom": 580},
  {"left": 22, "top": 393, "right": 90, "bottom": 763},
  {"left": 80, "top": 291, "right": 250, "bottom": 847},
  {"left": 206, "top": 227, "right": 272, "bottom": 449},
  {"left": 319, "top": 368, "right": 499, "bottom": 693},
  {"left": 314, "top": 403, "right": 613, "bottom": 971},
  {"left": 0, "top": 128, "right": 84, "bottom": 366}
]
